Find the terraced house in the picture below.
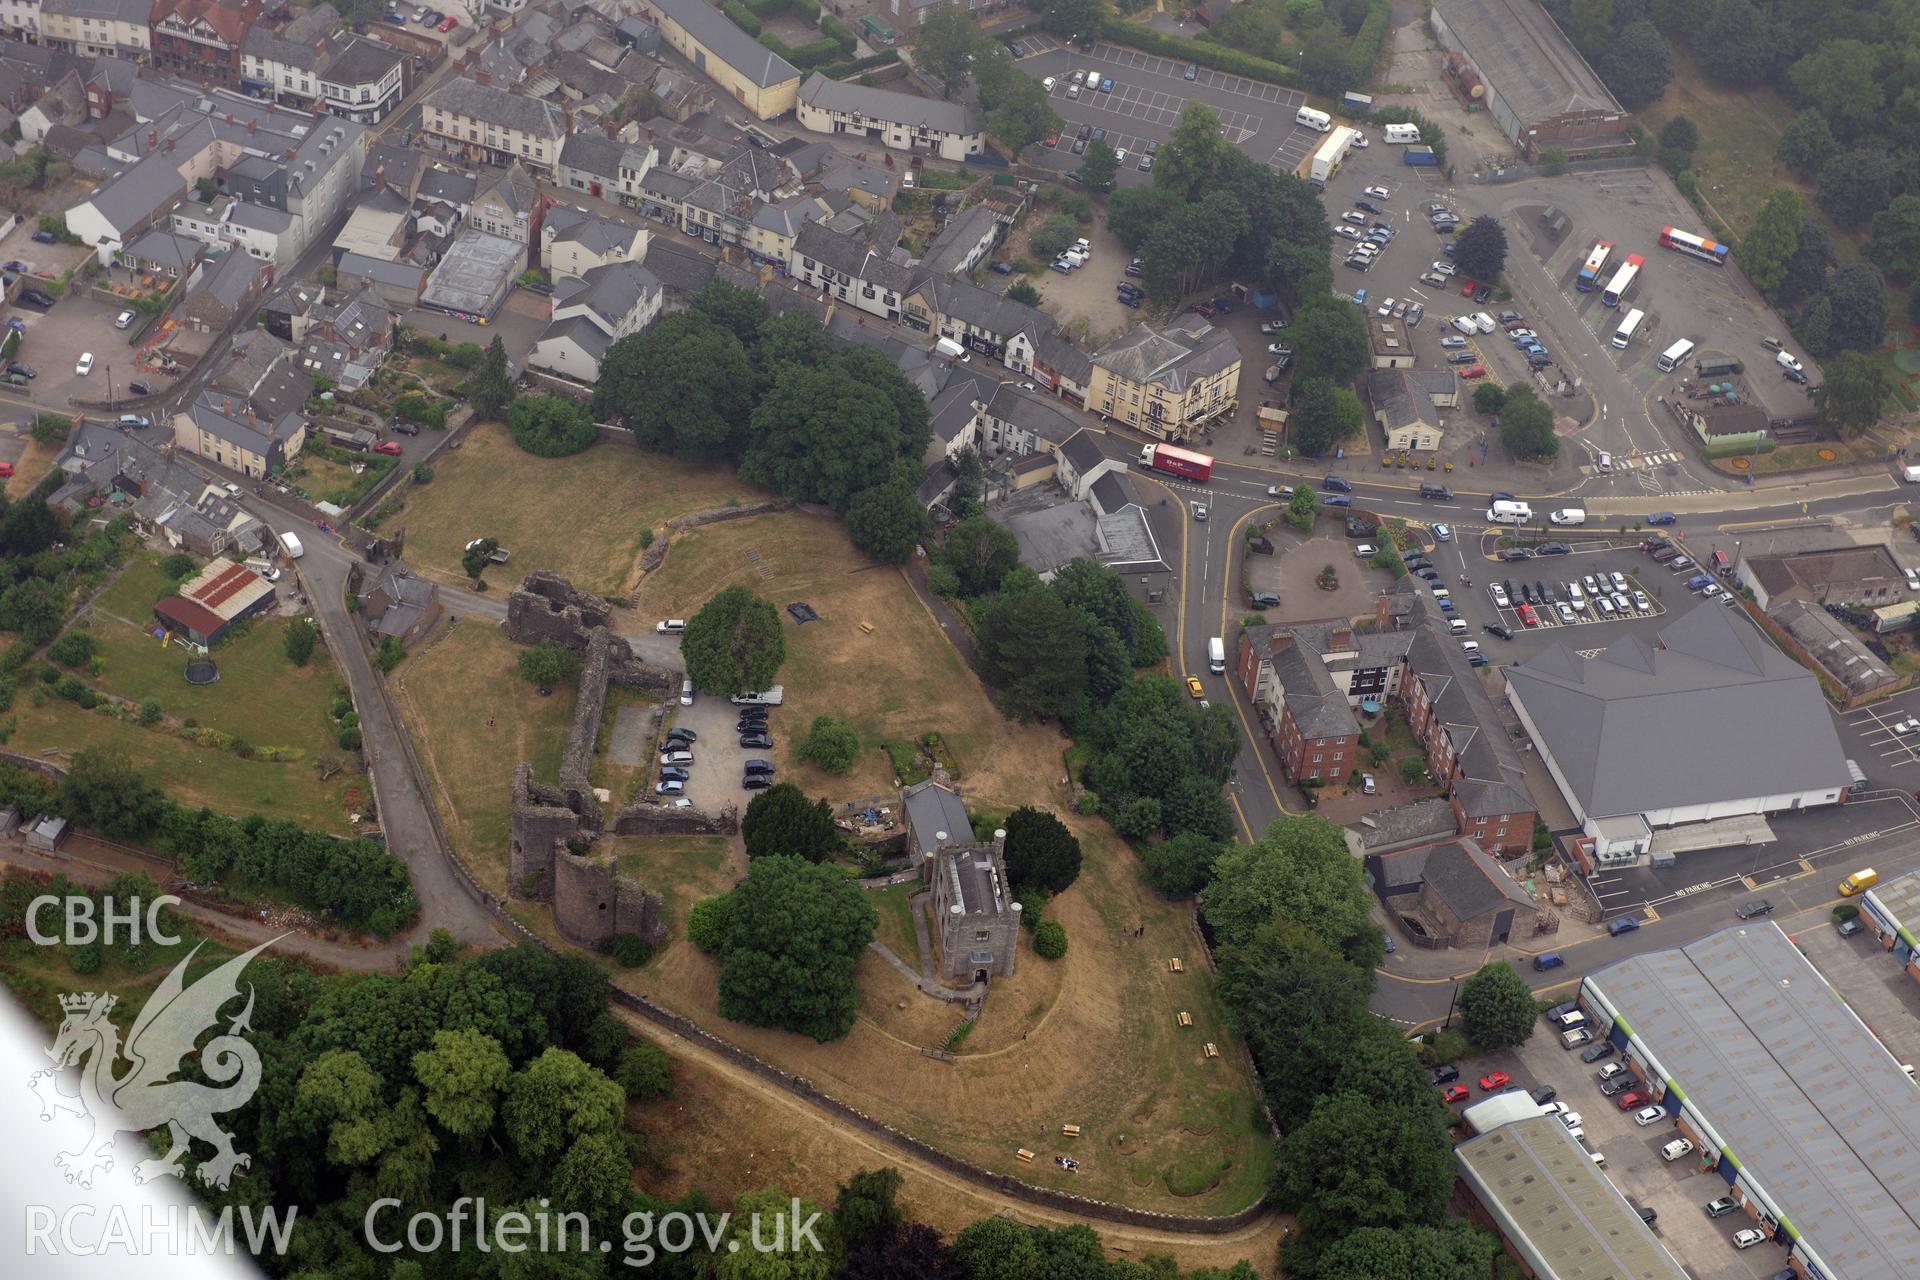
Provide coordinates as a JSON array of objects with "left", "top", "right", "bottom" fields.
[
  {"left": 149, "top": 0, "right": 262, "bottom": 88},
  {"left": 794, "top": 73, "right": 986, "bottom": 162},
  {"left": 1087, "top": 313, "right": 1240, "bottom": 441},
  {"left": 422, "top": 78, "right": 569, "bottom": 180},
  {"left": 41, "top": 0, "right": 151, "bottom": 60}
]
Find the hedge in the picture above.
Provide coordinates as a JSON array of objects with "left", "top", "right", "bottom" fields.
[
  {"left": 724, "top": 0, "right": 762, "bottom": 36},
  {"left": 760, "top": 31, "right": 842, "bottom": 68},
  {"left": 1346, "top": 0, "right": 1393, "bottom": 86},
  {"left": 820, "top": 14, "right": 857, "bottom": 55},
  {"left": 817, "top": 48, "right": 901, "bottom": 80},
  {"left": 743, "top": 0, "right": 790, "bottom": 14},
  {"left": 1102, "top": 17, "right": 1297, "bottom": 85},
  {"left": 790, "top": 0, "right": 819, "bottom": 17}
]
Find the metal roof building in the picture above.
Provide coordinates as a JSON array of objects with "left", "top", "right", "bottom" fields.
[
  {"left": 1431, "top": 0, "right": 1628, "bottom": 157},
  {"left": 1455, "top": 1114, "right": 1687, "bottom": 1280},
  {"left": 1582, "top": 922, "right": 1920, "bottom": 1280}
]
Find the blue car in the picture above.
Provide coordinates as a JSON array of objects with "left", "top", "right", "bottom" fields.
[
  {"left": 1648, "top": 512, "right": 1676, "bottom": 525},
  {"left": 1322, "top": 493, "right": 1351, "bottom": 508},
  {"left": 1100, "top": 77, "right": 1113, "bottom": 92},
  {"left": 1607, "top": 916, "right": 1640, "bottom": 936},
  {"left": 1352, "top": 288, "right": 1368, "bottom": 307}
]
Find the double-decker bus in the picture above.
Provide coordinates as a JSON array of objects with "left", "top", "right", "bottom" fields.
[
  {"left": 1658, "top": 226, "right": 1729, "bottom": 266},
  {"left": 1576, "top": 240, "right": 1613, "bottom": 291},
  {"left": 1601, "top": 254, "right": 1644, "bottom": 308}
]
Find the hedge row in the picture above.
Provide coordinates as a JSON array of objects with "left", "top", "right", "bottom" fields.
[
  {"left": 759, "top": 31, "right": 842, "bottom": 69},
  {"left": 1102, "top": 17, "right": 1297, "bottom": 86},
  {"left": 819, "top": 14, "right": 857, "bottom": 55},
  {"left": 818, "top": 48, "right": 902, "bottom": 80},
  {"left": 725, "top": 0, "right": 762, "bottom": 37},
  {"left": 742, "top": 0, "right": 790, "bottom": 15},
  {"left": 1347, "top": 0, "right": 1393, "bottom": 86},
  {"left": 790, "top": 0, "right": 819, "bottom": 18}
]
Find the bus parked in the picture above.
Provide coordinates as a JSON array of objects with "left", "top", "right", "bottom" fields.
[
  {"left": 1577, "top": 241, "right": 1613, "bottom": 291},
  {"left": 1601, "top": 254, "right": 1644, "bottom": 307},
  {"left": 1611, "top": 308, "right": 1645, "bottom": 349},
  {"left": 1659, "top": 226, "right": 1729, "bottom": 266},
  {"left": 1656, "top": 338, "right": 1696, "bottom": 373}
]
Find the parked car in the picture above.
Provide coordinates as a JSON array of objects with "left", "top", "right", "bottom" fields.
[
  {"left": 665, "top": 728, "right": 697, "bottom": 743},
  {"left": 31, "top": 229, "right": 57, "bottom": 244},
  {"left": 6, "top": 362, "right": 34, "bottom": 379},
  {"left": 1705, "top": 1197, "right": 1740, "bottom": 1218},
  {"left": 127, "top": 379, "right": 151, "bottom": 396},
  {"left": 1580, "top": 1040, "right": 1616, "bottom": 1063},
  {"left": 1634, "top": 1105, "right": 1666, "bottom": 1126},
  {"left": 1442, "top": 1083, "right": 1469, "bottom": 1104},
  {"left": 656, "top": 618, "right": 686, "bottom": 633},
  {"left": 75, "top": 352, "right": 93, "bottom": 376},
  {"left": 1601, "top": 1075, "right": 1635, "bottom": 1096},
  {"left": 1615, "top": 1091, "right": 1649, "bottom": 1111},
  {"left": 1250, "top": 591, "right": 1281, "bottom": 608},
  {"left": 1530, "top": 1085, "right": 1557, "bottom": 1105},
  {"left": 1431, "top": 1064, "right": 1461, "bottom": 1085},
  {"left": 373, "top": 441, "right": 403, "bottom": 455},
  {"left": 740, "top": 732, "right": 773, "bottom": 749},
  {"left": 1733, "top": 1229, "right": 1768, "bottom": 1249},
  {"left": 114, "top": 309, "right": 137, "bottom": 329},
  {"left": 1735, "top": 899, "right": 1774, "bottom": 919},
  {"left": 1478, "top": 1071, "right": 1510, "bottom": 1091}
]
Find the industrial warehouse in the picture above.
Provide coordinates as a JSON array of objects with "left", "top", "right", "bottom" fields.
[{"left": 1581, "top": 923, "right": 1920, "bottom": 1280}]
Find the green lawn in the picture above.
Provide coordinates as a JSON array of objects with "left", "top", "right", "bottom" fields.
[{"left": 867, "top": 879, "right": 922, "bottom": 965}]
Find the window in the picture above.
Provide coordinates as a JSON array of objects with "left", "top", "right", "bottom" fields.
[
  {"left": 1312, "top": 754, "right": 1322, "bottom": 764},
  {"left": 974, "top": 929, "right": 990, "bottom": 942}
]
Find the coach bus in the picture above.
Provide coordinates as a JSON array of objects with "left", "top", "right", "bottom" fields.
[
  {"left": 1576, "top": 241, "right": 1613, "bottom": 291},
  {"left": 1659, "top": 226, "right": 1729, "bottom": 266},
  {"left": 1601, "top": 254, "right": 1644, "bottom": 307}
]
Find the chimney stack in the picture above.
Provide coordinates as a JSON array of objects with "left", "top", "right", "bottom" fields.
[{"left": 1268, "top": 632, "right": 1293, "bottom": 657}]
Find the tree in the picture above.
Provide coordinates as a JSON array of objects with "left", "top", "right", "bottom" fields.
[
  {"left": 1204, "top": 815, "right": 1378, "bottom": 961},
  {"left": 1823, "top": 262, "right": 1889, "bottom": 352},
  {"left": 1594, "top": 21, "right": 1673, "bottom": 109},
  {"left": 593, "top": 313, "right": 755, "bottom": 461},
  {"left": 411, "top": 1028, "right": 511, "bottom": 1139},
  {"left": 1499, "top": 386, "right": 1559, "bottom": 461},
  {"left": 1315, "top": 1222, "right": 1500, "bottom": 1280},
  {"left": 1030, "top": 214, "right": 1081, "bottom": 261},
  {"left": 63, "top": 749, "right": 168, "bottom": 840},
  {"left": 1289, "top": 375, "right": 1356, "bottom": 458},
  {"left": 835, "top": 1167, "right": 904, "bottom": 1253},
  {"left": 1271, "top": 1088, "right": 1453, "bottom": 1239},
  {"left": 1657, "top": 115, "right": 1698, "bottom": 154},
  {"left": 1006, "top": 280, "right": 1041, "bottom": 306},
  {"left": 939, "top": 514, "right": 1020, "bottom": 596},
  {"left": 950, "top": 1217, "right": 1044, "bottom": 1279},
  {"left": 614, "top": 1040, "right": 675, "bottom": 1102},
  {"left": 1036, "top": 0, "right": 1103, "bottom": 37},
  {"left": 714, "top": 855, "right": 877, "bottom": 1041},
  {"left": 1153, "top": 101, "right": 1236, "bottom": 201},
  {"left": 744, "top": 365, "right": 922, "bottom": 512},
  {"left": 975, "top": 56, "right": 1061, "bottom": 155},
  {"left": 1138, "top": 833, "right": 1218, "bottom": 898},
  {"left": 1870, "top": 194, "right": 1920, "bottom": 281},
  {"left": 282, "top": 616, "right": 317, "bottom": 667},
  {"left": 506, "top": 393, "right": 596, "bottom": 457},
  {"left": 1032, "top": 918, "right": 1067, "bottom": 959},
  {"left": 1781, "top": 218, "right": 1836, "bottom": 303},
  {"left": 741, "top": 782, "right": 841, "bottom": 861},
  {"left": 682, "top": 585, "right": 786, "bottom": 695},
  {"left": 468, "top": 335, "right": 513, "bottom": 419},
  {"left": 844, "top": 1222, "right": 951, "bottom": 1280},
  {"left": 1288, "top": 293, "right": 1369, "bottom": 384},
  {"left": 846, "top": 478, "right": 929, "bottom": 565},
  {"left": 1078, "top": 138, "right": 1119, "bottom": 191},
  {"left": 1452, "top": 216, "right": 1509, "bottom": 284},
  {"left": 1001, "top": 807, "right": 1082, "bottom": 895},
  {"left": 1737, "top": 189, "right": 1804, "bottom": 300},
  {"left": 1472, "top": 382, "right": 1507, "bottom": 414},
  {"left": 1817, "top": 148, "right": 1897, "bottom": 227},
  {"left": 1051, "top": 557, "right": 1166, "bottom": 667},
  {"left": 1217, "top": 917, "right": 1377, "bottom": 1121},
  {"left": 1776, "top": 106, "right": 1839, "bottom": 175},
  {"left": 1458, "top": 961, "right": 1538, "bottom": 1050},
  {"left": 916, "top": 3, "right": 985, "bottom": 96},
  {"left": 688, "top": 895, "right": 732, "bottom": 953},
  {"left": 1788, "top": 39, "right": 1884, "bottom": 138},
  {"left": 758, "top": 309, "right": 840, "bottom": 371},
  {"left": 1106, "top": 185, "right": 1185, "bottom": 250},
  {"left": 977, "top": 586, "right": 1088, "bottom": 720},
  {"left": 798, "top": 715, "right": 861, "bottom": 774},
  {"left": 1816, "top": 351, "right": 1890, "bottom": 438},
  {"left": 502, "top": 1046, "right": 624, "bottom": 1167},
  {"left": 516, "top": 639, "right": 579, "bottom": 691},
  {"left": 1286, "top": 484, "right": 1319, "bottom": 533},
  {"left": 1696, "top": 0, "right": 1779, "bottom": 85},
  {"left": 1568, "top": 0, "right": 1613, "bottom": 52}
]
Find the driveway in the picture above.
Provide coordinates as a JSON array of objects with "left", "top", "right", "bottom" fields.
[{"left": 669, "top": 688, "right": 774, "bottom": 814}]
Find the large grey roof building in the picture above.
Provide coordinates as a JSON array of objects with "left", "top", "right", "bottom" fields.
[
  {"left": 796, "top": 74, "right": 985, "bottom": 162},
  {"left": 1431, "top": 0, "right": 1628, "bottom": 158},
  {"left": 1506, "top": 603, "right": 1852, "bottom": 859},
  {"left": 1455, "top": 1114, "right": 1688, "bottom": 1280},
  {"left": 1583, "top": 922, "right": 1920, "bottom": 1280}
]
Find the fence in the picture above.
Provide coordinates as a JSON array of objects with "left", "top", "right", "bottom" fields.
[{"left": 1472, "top": 155, "right": 1648, "bottom": 185}]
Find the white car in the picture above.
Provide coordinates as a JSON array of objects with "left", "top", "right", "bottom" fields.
[
  {"left": 1194, "top": 503, "right": 1208, "bottom": 522},
  {"left": 1433, "top": 523, "right": 1452, "bottom": 542},
  {"left": 1341, "top": 211, "right": 1368, "bottom": 225},
  {"left": 1633, "top": 590, "right": 1653, "bottom": 612},
  {"left": 1777, "top": 350, "right": 1804, "bottom": 374},
  {"left": 1610, "top": 571, "right": 1629, "bottom": 592},
  {"left": 1042, "top": 76, "right": 1056, "bottom": 91},
  {"left": 1266, "top": 484, "right": 1294, "bottom": 498},
  {"left": 1440, "top": 334, "right": 1468, "bottom": 348},
  {"left": 1489, "top": 583, "right": 1510, "bottom": 608},
  {"left": 1364, "top": 185, "right": 1391, "bottom": 199},
  {"left": 654, "top": 780, "right": 684, "bottom": 795},
  {"left": 1360, "top": 772, "right": 1376, "bottom": 794},
  {"left": 1432, "top": 262, "right": 1456, "bottom": 276},
  {"left": 1460, "top": 640, "right": 1480, "bottom": 655},
  {"left": 1114, "top": 148, "right": 1128, "bottom": 162},
  {"left": 1893, "top": 719, "right": 1920, "bottom": 734},
  {"left": 656, "top": 619, "right": 686, "bottom": 633},
  {"left": 1376, "top": 297, "right": 1396, "bottom": 316},
  {"left": 1560, "top": 1111, "right": 1583, "bottom": 1128},
  {"left": 114, "top": 309, "right": 136, "bottom": 329},
  {"left": 1733, "top": 1229, "right": 1768, "bottom": 1250},
  {"left": 1335, "top": 226, "right": 1363, "bottom": 240},
  {"left": 75, "top": 352, "right": 93, "bottom": 376},
  {"left": 1634, "top": 1106, "right": 1666, "bottom": 1126},
  {"left": 1353, "top": 543, "right": 1377, "bottom": 557},
  {"left": 1662, "top": 1138, "right": 1694, "bottom": 1161}
]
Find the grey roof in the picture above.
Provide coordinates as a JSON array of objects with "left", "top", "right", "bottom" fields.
[
  {"left": 1353, "top": 796, "right": 1464, "bottom": 850},
  {"left": 1586, "top": 923, "right": 1920, "bottom": 1280},
  {"left": 1435, "top": 0, "right": 1623, "bottom": 124},
  {"left": 1092, "top": 311, "right": 1237, "bottom": 392},
  {"left": 324, "top": 36, "right": 406, "bottom": 89},
  {"left": 214, "top": 329, "right": 294, "bottom": 399},
  {"left": 1094, "top": 505, "right": 1163, "bottom": 572},
  {"left": 794, "top": 220, "right": 911, "bottom": 293},
  {"left": 1771, "top": 599, "right": 1896, "bottom": 695},
  {"left": 1505, "top": 602, "right": 1853, "bottom": 821},
  {"left": 1058, "top": 429, "right": 1106, "bottom": 476},
  {"left": 1272, "top": 639, "right": 1359, "bottom": 739},
  {"left": 797, "top": 73, "right": 980, "bottom": 136},
  {"left": 420, "top": 230, "right": 523, "bottom": 315},
  {"left": 558, "top": 259, "right": 660, "bottom": 328},
  {"left": 473, "top": 161, "right": 538, "bottom": 218},
  {"left": 903, "top": 779, "right": 971, "bottom": 854},
  {"left": 242, "top": 16, "right": 328, "bottom": 73},
  {"left": 1368, "top": 368, "right": 1441, "bottom": 431},
  {"left": 1746, "top": 544, "right": 1905, "bottom": 601},
  {"left": 227, "top": 201, "right": 292, "bottom": 234},
  {"left": 919, "top": 205, "right": 999, "bottom": 279},
  {"left": 651, "top": 0, "right": 799, "bottom": 89},
  {"left": 547, "top": 206, "right": 645, "bottom": 258},
  {"left": 638, "top": 165, "right": 696, "bottom": 205},
  {"left": 123, "top": 228, "right": 203, "bottom": 272},
  {"left": 1455, "top": 1116, "right": 1687, "bottom": 1280},
  {"left": 41, "top": 0, "right": 149, "bottom": 22},
  {"left": 560, "top": 131, "right": 628, "bottom": 182},
  {"left": 982, "top": 383, "right": 1079, "bottom": 445},
  {"left": 191, "top": 251, "right": 265, "bottom": 315},
  {"left": 1002, "top": 501, "right": 1097, "bottom": 576},
  {"left": 416, "top": 166, "right": 476, "bottom": 206},
  {"left": 187, "top": 389, "right": 302, "bottom": 457},
  {"left": 1087, "top": 471, "right": 1127, "bottom": 517},
  {"left": 639, "top": 238, "right": 717, "bottom": 296},
  {"left": 927, "top": 383, "right": 979, "bottom": 448},
  {"left": 80, "top": 149, "right": 190, "bottom": 237},
  {"left": 1866, "top": 873, "right": 1920, "bottom": 941},
  {"left": 537, "top": 312, "right": 614, "bottom": 362},
  {"left": 1371, "top": 838, "right": 1533, "bottom": 921},
  {"left": 338, "top": 250, "right": 425, "bottom": 292},
  {"left": 424, "top": 77, "right": 568, "bottom": 139},
  {"left": 1405, "top": 604, "right": 1532, "bottom": 819}
]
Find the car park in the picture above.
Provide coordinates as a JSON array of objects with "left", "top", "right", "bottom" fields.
[
  {"left": 1440, "top": 334, "right": 1467, "bottom": 348},
  {"left": 1662, "top": 1138, "right": 1694, "bottom": 1161},
  {"left": 1364, "top": 185, "right": 1391, "bottom": 199},
  {"left": 1448, "top": 351, "right": 1477, "bottom": 365},
  {"left": 1561, "top": 1026, "right": 1592, "bottom": 1048},
  {"left": 1461, "top": 365, "right": 1487, "bottom": 379},
  {"left": 1600, "top": 1074, "right": 1635, "bottom": 1096},
  {"left": 658, "top": 767, "right": 689, "bottom": 783},
  {"left": 740, "top": 732, "right": 773, "bottom": 749},
  {"left": 665, "top": 728, "right": 697, "bottom": 744},
  {"left": 1489, "top": 584, "right": 1510, "bottom": 607},
  {"left": 660, "top": 750, "right": 693, "bottom": 766},
  {"left": 1099, "top": 77, "right": 1113, "bottom": 92}
]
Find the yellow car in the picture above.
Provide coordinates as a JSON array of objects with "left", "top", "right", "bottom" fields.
[{"left": 1186, "top": 676, "right": 1205, "bottom": 698}]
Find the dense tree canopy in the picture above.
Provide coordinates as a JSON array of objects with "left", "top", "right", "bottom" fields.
[
  {"left": 846, "top": 477, "right": 930, "bottom": 565},
  {"left": 1459, "top": 961, "right": 1538, "bottom": 1050},
  {"left": 1288, "top": 293, "right": 1369, "bottom": 385},
  {"left": 742, "top": 782, "right": 841, "bottom": 861},
  {"left": 977, "top": 584, "right": 1088, "bottom": 721},
  {"left": 682, "top": 585, "right": 786, "bottom": 695},
  {"left": 1001, "top": 807, "right": 1083, "bottom": 896},
  {"left": 1499, "top": 386, "right": 1560, "bottom": 462},
  {"left": 594, "top": 312, "right": 756, "bottom": 461},
  {"left": 712, "top": 854, "right": 878, "bottom": 1041},
  {"left": 1451, "top": 216, "right": 1509, "bottom": 285},
  {"left": 743, "top": 364, "right": 925, "bottom": 512},
  {"left": 1204, "top": 815, "right": 1379, "bottom": 962}
]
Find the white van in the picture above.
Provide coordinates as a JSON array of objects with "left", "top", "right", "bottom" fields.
[
  {"left": 1208, "top": 636, "right": 1226, "bottom": 674},
  {"left": 1452, "top": 315, "right": 1478, "bottom": 336},
  {"left": 279, "top": 531, "right": 304, "bottom": 559},
  {"left": 1549, "top": 508, "right": 1587, "bottom": 526},
  {"left": 1082, "top": 69, "right": 1099, "bottom": 88},
  {"left": 1295, "top": 106, "right": 1332, "bottom": 132},
  {"left": 1472, "top": 312, "right": 1496, "bottom": 334}
]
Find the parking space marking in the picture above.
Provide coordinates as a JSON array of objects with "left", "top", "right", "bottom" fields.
[{"left": 1084, "top": 44, "right": 1301, "bottom": 107}]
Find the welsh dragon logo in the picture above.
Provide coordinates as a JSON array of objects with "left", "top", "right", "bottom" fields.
[{"left": 27, "top": 936, "right": 282, "bottom": 1191}]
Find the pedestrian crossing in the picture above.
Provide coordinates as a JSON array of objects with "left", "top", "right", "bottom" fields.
[{"left": 1580, "top": 451, "right": 1681, "bottom": 474}]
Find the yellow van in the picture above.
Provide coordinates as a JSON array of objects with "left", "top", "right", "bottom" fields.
[{"left": 1838, "top": 868, "right": 1879, "bottom": 896}]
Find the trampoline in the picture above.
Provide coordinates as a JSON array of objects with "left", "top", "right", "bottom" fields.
[{"left": 184, "top": 658, "right": 220, "bottom": 686}]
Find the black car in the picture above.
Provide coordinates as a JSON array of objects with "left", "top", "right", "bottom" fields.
[
  {"left": 740, "top": 733, "right": 773, "bottom": 750},
  {"left": 1519, "top": 583, "right": 1535, "bottom": 603},
  {"left": 1078, "top": 34, "right": 1095, "bottom": 50},
  {"left": 666, "top": 727, "right": 697, "bottom": 743},
  {"left": 658, "top": 766, "right": 690, "bottom": 783},
  {"left": 1600, "top": 1075, "right": 1636, "bottom": 1096},
  {"left": 1323, "top": 475, "right": 1353, "bottom": 493},
  {"left": 1735, "top": 899, "right": 1774, "bottom": 919},
  {"left": 989, "top": 261, "right": 1014, "bottom": 275},
  {"left": 742, "top": 774, "right": 771, "bottom": 790},
  {"left": 1473, "top": 283, "right": 1494, "bottom": 303},
  {"left": 1537, "top": 542, "right": 1572, "bottom": 556},
  {"left": 1431, "top": 1064, "right": 1460, "bottom": 1085},
  {"left": 1416, "top": 568, "right": 1441, "bottom": 583},
  {"left": 1484, "top": 623, "right": 1514, "bottom": 640},
  {"left": 1530, "top": 1085, "right": 1556, "bottom": 1105},
  {"left": 17, "top": 289, "right": 53, "bottom": 308},
  {"left": 1355, "top": 199, "right": 1383, "bottom": 215},
  {"left": 737, "top": 705, "right": 769, "bottom": 720},
  {"left": 391, "top": 420, "right": 421, "bottom": 436},
  {"left": 1580, "top": 1040, "right": 1616, "bottom": 1063},
  {"left": 1077, "top": 124, "right": 1091, "bottom": 141},
  {"left": 1498, "top": 548, "right": 1533, "bottom": 562},
  {"left": 32, "top": 229, "right": 58, "bottom": 244},
  {"left": 6, "top": 361, "right": 34, "bottom": 378},
  {"left": 127, "top": 379, "right": 152, "bottom": 396},
  {"left": 743, "top": 758, "right": 774, "bottom": 774},
  {"left": 1249, "top": 591, "right": 1281, "bottom": 608},
  {"left": 1634, "top": 1204, "right": 1657, "bottom": 1225},
  {"left": 1537, "top": 581, "right": 1555, "bottom": 602},
  {"left": 1503, "top": 579, "right": 1516, "bottom": 601}
]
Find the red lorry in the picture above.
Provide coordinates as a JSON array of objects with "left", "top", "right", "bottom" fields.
[{"left": 1140, "top": 442, "right": 1214, "bottom": 482}]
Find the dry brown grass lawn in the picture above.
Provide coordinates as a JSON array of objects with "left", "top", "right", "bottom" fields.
[
  {"left": 6, "top": 434, "right": 61, "bottom": 497},
  {"left": 611, "top": 833, "right": 741, "bottom": 958},
  {"left": 394, "top": 619, "right": 577, "bottom": 895},
  {"left": 386, "top": 422, "right": 764, "bottom": 595}
]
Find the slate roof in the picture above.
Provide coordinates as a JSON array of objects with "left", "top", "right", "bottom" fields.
[
  {"left": 797, "top": 73, "right": 980, "bottom": 136},
  {"left": 1353, "top": 796, "right": 1464, "bottom": 850},
  {"left": 1504, "top": 602, "right": 1853, "bottom": 821},
  {"left": 793, "top": 219, "right": 911, "bottom": 293},
  {"left": 415, "top": 165, "right": 476, "bottom": 207},
  {"left": 190, "top": 250, "right": 266, "bottom": 317},
  {"left": 424, "top": 78, "right": 567, "bottom": 139},
  {"left": 1404, "top": 599, "right": 1532, "bottom": 819},
  {"left": 557, "top": 259, "right": 660, "bottom": 329},
  {"left": 902, "top": 778, "right": 971, "bottom": 853},
  {"left": 1368, "top": 368, "right": 1452, "bottom": 431},
  {"left": 1058, "top": 428, "right": 1107, "bottom": 477},
  {"left": 42, "top": 0, "right": 150, "bottom": 23},
  {"left": 123, "top": 228, "right": 204, "bottom": 272},
  {"left": 639, "top": 237, "right": 716, "bottom": 296},
  {"left": 187, "top": 389, "right": 302, "bottom": 457},
  {"left": 1372, "top": 838, "right": 1533, "bottom": 921},
  {"left": 1092, "top": 311, "right": 1237, "bottom": 392},
  {"left": 559, "top": 131, "right": 628, "bottom": 181},
  {"left": 546, "top": 206, "right": 645, "bottom": 259},
  {"left": 81, "top": 149, "right": 190, "bottom": 237},
  {"left": 1435, "top": 0, "right": 1623, "bottom": 123},
  {"left": 473, "top": 161, "right": 538, "bottom": 217},
  {"left": 982, "top": 382, "right": 1079, "bottom": 446},
  {"left": 919, "top": 205, "right": 999, "bottom": 280},
  {"left": 324, "top": 36, "right": 405, "bottom": 89},
  {"left": 1746, "top": 544, "right": 1904, "bottom": 600},
  {"left": 1271, "top": 638, "right": 1359, "bottom": 739},
  {"left": 651, "top": 0, "right": 800, "bottom": 89}
]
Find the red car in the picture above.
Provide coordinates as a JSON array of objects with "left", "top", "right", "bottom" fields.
[
  {"left": 436, "top": 14, "right": 456, "bottom": 29},
  {"left": 1187, "top": 302, "right": 1217, "bottom": 319},
  {"left": 1459, "top": 279, "right": 1479, "bottom": 297},
  {"left": 1442, "top": 1083, "right": 1470, "bottom": 1104},
  {"left": 1043, "top": 133, "right": 1060, "bottom": 148},
  {"left": 374, "top": 441, "right": 403, "bottom": 455},
  {"left": 1478, "top": 1071, "right": 1510, "bottom": 1091},
  {"left": 0, "top": 461, "right": 13, "bottom": 478},
  {"left": 1462, "top": 365, "right": 1487, "bottom": 380},
  {"left": 1516, "top": 603, "right": 1539, "bottom": 628},
  {"left": 1615, "top": 1090, "right": 1649, "bottom": 1111}
]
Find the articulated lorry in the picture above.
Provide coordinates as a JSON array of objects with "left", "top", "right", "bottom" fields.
[{"left": 1139, "top": 442, "right": 1214, "bottom": 482}]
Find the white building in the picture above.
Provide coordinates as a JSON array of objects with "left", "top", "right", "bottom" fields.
[{"left": 795, "top": 73, "right": 985, "bottom": 162}]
